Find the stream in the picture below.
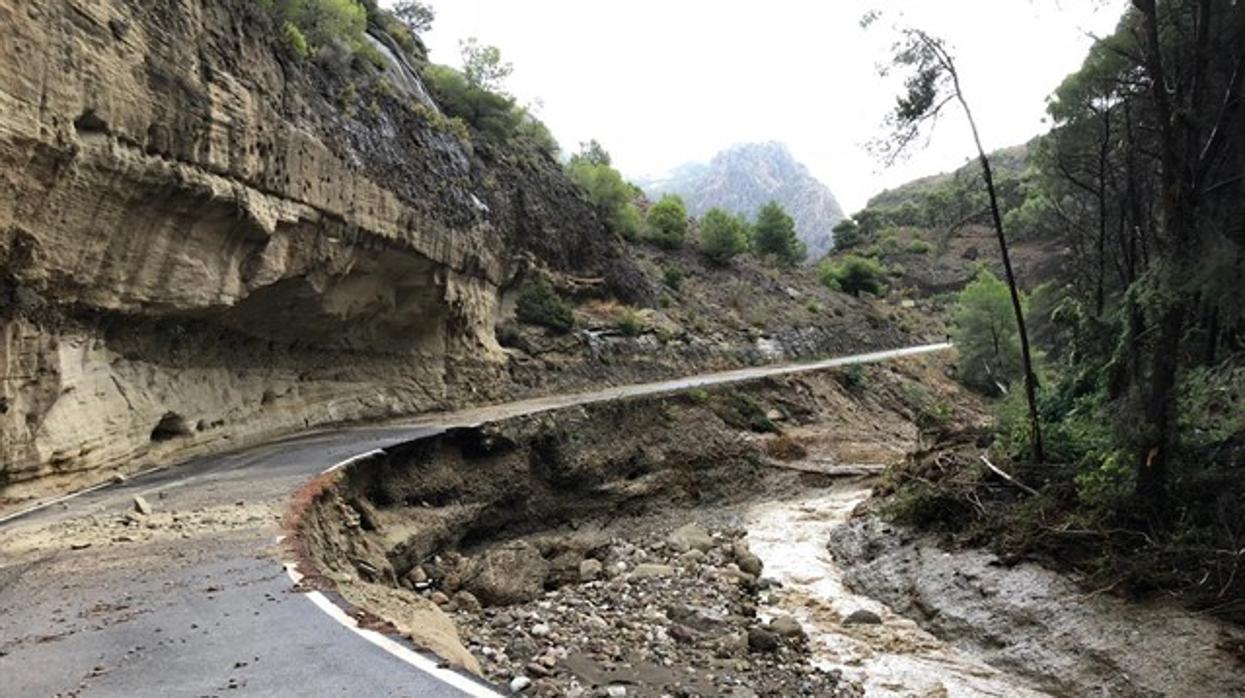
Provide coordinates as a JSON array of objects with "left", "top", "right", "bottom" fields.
[{"left": 746, "top": 483, "right": 1046, "bottom": 697}]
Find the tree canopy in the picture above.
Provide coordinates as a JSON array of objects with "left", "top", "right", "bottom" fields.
[{"left": 752, "top": 201, "right": 806, "bottom": 266}]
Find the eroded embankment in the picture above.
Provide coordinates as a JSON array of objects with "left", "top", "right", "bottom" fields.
[
  {"left": 292, "top": 358, "right": 985, "bottom": 696},
  {"left": 293, "top": 355, "right": 1245, "bottom": 697}
]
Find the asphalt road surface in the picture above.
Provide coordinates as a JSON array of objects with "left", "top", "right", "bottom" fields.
[{"left": 0, "top": 343, "right": 951, "bottom": 697}]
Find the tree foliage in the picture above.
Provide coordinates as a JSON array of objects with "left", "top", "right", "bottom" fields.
[
  {"left": 515, "top": 277, "right": 574, "bottom": 333},
  {"left": 831, "top": 219, "right": 864, "bottom": 251},
  {"left": 391, "top": 0, "right": 435, "bottom": 34},
  {"left": 952, "top": 270, "right": 1027, "bottom": 392},
  {"left": 646, "top": 195, "right": 688, "bottom": 249},
  {"left": 459, "top": 38, "right": 514, "bottom": 92},
  {"left": 820, "top": 255, "right": 888, "bottom": 297},
  {"left": 565, "top": 142, "right": 643, "bottom": 240},
  {"left": 266, "top": 0, "right": 369, "bottom": 59},
  {"left": 751, "top": 201, "right": 806, "bottom": 266},
  {"left": 699, "top": 208, "right": 750, "bottom": 263}
]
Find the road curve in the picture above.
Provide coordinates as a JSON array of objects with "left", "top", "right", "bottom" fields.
[{"left": 0, "top": 343, "right": 951, "bottom": 697}]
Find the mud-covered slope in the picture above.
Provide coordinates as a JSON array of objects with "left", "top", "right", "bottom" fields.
[{"left": 0, "top": 0, "right": 629, "bottom": 499}]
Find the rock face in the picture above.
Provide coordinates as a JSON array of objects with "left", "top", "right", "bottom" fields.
[
  {"left": 0, "top": 0, "right": 622, "bottom": 497},
  {"left": 640, "top": 142, "right": 845, "bottom": 261}
]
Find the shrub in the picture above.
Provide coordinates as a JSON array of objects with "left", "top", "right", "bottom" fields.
[
  {"left": 832, "top": 218, "right": 864, "bottom": 251},
  {"left": 699, "top": 208, "right": 750, "bottom": 263},
  {"left": 662, "top": 267, "right": 684, "bottom": 291},
  {"left": 282, "top": 21, "right": 309, "bottom": 59},
  {"left": 409, "top": 101, "right": 470, "bottom": 142},
  {"left": 565, "top": 147, "right": 643, "bottom": 240},
  {"left": 841, "top": 363, "right": 867, "bottom": 392},
  {"left": 423, "top": 64, "right": 522, "bottom": 137},
  {"left": 806, "top": 300, "right": 823, "bottom": 314},
  {"left": 278, "top": 0, "right": 369, "bottom": 56},
  {"left": 619, "top": 308, "right": 644, "bottom": 337},
  {"left": 752, "top": 201, "right": 806, "bottom": 266},
  {"left": 646, "top": 195, "right": 688, "bottom": 249},
  {"left": 686, "top": 388, "right": 710, "bottom": 404},
  {"left": 907, "top": 239, "right": 933, "bottom": 254},
  {"left": 821, "top": 255, "right": 888, "bottom": 297},
  {"left": 515, "top": 277, "right": 573, "bottom": 333}
]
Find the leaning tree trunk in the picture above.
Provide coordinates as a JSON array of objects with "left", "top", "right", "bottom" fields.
[{"left": 947, "top": 71, "right": 1045, "bottom": 463}]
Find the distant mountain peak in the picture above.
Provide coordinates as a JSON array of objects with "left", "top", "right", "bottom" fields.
[{"left": 639, "top": 142, "right": 844, "bottom": 261}]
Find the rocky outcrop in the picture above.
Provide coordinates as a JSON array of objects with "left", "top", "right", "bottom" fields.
[
  {"left": 639, "top": 142, "right": 845, "bottom": 261},
  {"left": 0, "top": 0, "right": 621, "bottom": 498}
]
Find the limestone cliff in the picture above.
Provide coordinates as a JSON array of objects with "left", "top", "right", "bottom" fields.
[{"left": 0, "top": 0, "right": 624, "bottom": 499}]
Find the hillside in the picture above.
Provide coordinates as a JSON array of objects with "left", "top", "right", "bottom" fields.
[
  {"left": 639, "top": 142, "right": 845, "bottom": 261},
  {"left": 0, "top": 1, "right": 909, "bottom": 502}
]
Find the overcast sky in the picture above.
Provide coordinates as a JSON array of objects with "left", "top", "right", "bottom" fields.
[{"left": 411, "top": 0, "right": 1127, "bottom": 212}]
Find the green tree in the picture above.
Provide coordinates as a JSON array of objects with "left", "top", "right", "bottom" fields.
[
  {"left": 699, "top": 208, "right": 750, "bottom": 263},
  {"left": 752, "top": 201, "right": 806, "bottom": 265},
  {"left": 821, "top": 255, "right": 887, "bottom": 297},
  {"left": 392, "top": 0, "right": 435, "bottom": 34},
  {"left": 952, "top": 270, "right": 1027, "bottom": 393},
  {"left": 460, "top": 38, "right": 513, "bottom": 92},
  {"left": 572, "top": 140, "right": 611, "bottom": 167},
  {"left": 831, "top": 218, "right": 864, "bottom": 251},
  {"left": 565, "top": 142, "right": 643, "bottom": 240},
  {"left": 647, "top": 194, "right": 688, "bottom": 249}
]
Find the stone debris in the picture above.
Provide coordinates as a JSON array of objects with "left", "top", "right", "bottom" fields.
[
  {"left": 432, "top": 525, "right": 860, "bottom": 697},
  {"left": 842, "top": 609, "right": 882, "bottom": 626},
  {"left": 133, "top": 495, "right": 153, "bottom": 516}
]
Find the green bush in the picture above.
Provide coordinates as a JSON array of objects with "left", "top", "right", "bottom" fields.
[
  {"left": 409, "top": 101, "right": 471, "bottom": 142},
  {"left": 907, "top": 239, "right": 933, "bottom": 254},
  {"left": 515, "top": 277, "right": 574, "bottom": 333},
  {"left": 821, "top": 255, "right": 888, "bottom": 297},
  {"left": 565, "top": 147, "right": 643, "bottom": 240},
  {"left": 271, "top": 0, "right": 369, "bottom": 58},
  {"left": 662, "top": 267, "right": 684, "bottom": 291},
  {"left": 952, "top": 270, "right": 1025, "bottom": 391},
  {"left": 422, "top": 64, "right": 524, "bottom": 138},
  {"left": 647, "top": 194, "right": 688, "bottom": 249},
  {"left": 832, "top": 218, "right": 864, "bottom": 251},
  {"left": 619, "top": 308, "right": 644, "bottom": 337},
  {"left": 752, "top": 201, "right": 806, "bottom": 266},
  {"left": 282, "top": 21, "right": 309, "bottom": 59},
  {"left": 699, "top": 208, "right": 750, "bottom": 263}
]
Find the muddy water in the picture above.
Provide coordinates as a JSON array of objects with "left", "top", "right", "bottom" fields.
[{"left": 746, "top": 483, "right": 1046, "bottom": 697}]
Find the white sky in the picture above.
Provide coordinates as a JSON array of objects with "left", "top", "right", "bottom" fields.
[{"left": 409, "top": 0, "right": 1127, "bottom": 212}]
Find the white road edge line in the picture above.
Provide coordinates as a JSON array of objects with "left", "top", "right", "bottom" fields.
[
  {"left": 283, "top": 564, "right": 501, "bottom": 697},
  {"left": 321, "top": 448, "right": 386, "bottom": 475}
]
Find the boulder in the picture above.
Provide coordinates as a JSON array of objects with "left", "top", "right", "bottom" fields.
[
  {"left": 631, "top": 563, "right": 675, "bottom": 579},
  {"left": 133, "top": 495, "right": 153, "bottom": 515},
  {"left": 464, "top": 542, "right": 550, "bottom": 606},
  {"left": 842, "top": 609, "right": 882, "bottom": 626},
  {"left": 668, "top": 522, "right": 715, "bottom": 553},
  {"left": 732, "top": 540, "right": 764, "bottom": 577},
  {"left": 746, "top": 627, "right": 780, "bottom": 653},
  {"left": 769, "top": 615, "right": 805, "bottom": 639},
  {"left": 578, "top": 558, "right": 603, "bottom": 582},
  {"left": 452, "top": 590, "right": 482, "bottom": 613}
]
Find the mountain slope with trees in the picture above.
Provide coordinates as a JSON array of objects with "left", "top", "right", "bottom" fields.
[{"left": 639, "top": 142, "right": 846, "bottom": 261}]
